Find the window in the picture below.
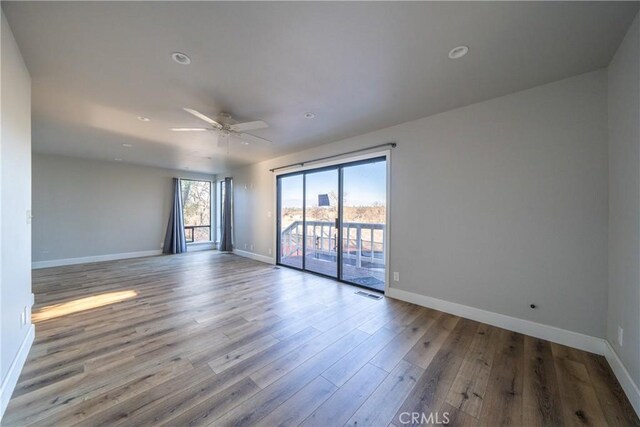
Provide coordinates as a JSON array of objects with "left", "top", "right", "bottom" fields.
[{"left": 181, "top": 179, "right": 212, "bottom": 243}]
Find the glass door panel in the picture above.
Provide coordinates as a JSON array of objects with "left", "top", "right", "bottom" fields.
[
  {"left": 341, "top": 160, "right": 387, "bottom": 291},
  {"left": 304, "top": 169, "right": 339, "bottom": 277},
  {"left": 278, "top": 174, "right": 304, "bottom": 269}
]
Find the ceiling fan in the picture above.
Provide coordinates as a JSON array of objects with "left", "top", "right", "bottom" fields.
[{"left": 171, "top": 108, "right": 271, "bottom": 147}]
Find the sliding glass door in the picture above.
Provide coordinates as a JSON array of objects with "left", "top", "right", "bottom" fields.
[
  {"left": 341, "top": 160, "right": 387, "bottom": 291},
  {"left": 278, "top": 174, "right": 303, "bottom": 269},
  {"left": 277, "top": 156, "right": 387, "bottom": 292},
  {"left": 304, "top": 169, "right": 339, "bottom": 278}
]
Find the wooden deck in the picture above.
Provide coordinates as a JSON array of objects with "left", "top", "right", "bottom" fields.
[
  {"left": 280, "top": 255, "right": 386, "bottom": 292},
  {"left": 3, "top": 251, "right": 638, "bottom": 426}
]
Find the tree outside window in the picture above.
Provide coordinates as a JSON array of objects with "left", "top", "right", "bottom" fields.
[{"left": 181, "top": 179, "right": 211, "bottom": 242}]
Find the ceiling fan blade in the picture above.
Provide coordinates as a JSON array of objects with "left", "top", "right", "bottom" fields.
[
  {"left": 183, "top": 108, "right": 223, "bottom": 128},
  {"left": 230, "top": 120, "right": 268, "bottom": 132},
  {"left": 238, "top": 132, "right": 272, "bottom": 146},
  {"left": 170, "top": 127, "right": 209, "bottom": 132}
]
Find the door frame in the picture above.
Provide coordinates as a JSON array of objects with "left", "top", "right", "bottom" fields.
[{"left": 274, "top": 149, "right": 391, "bottom": 293}]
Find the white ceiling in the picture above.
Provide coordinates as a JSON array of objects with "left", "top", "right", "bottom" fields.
[{"left": 3, "top": 1, "right": 638, "bottom": 174}]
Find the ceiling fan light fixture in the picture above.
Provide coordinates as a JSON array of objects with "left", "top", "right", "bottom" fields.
[
  {"left": 448, "top": 45, "right": 469, "bottom": 59},
  {"left": 171, "top": 52, "right": 191, "bottom": 65},
  {"left": 304, "top": 112, "right": 315, "bottom": 119},
  {"left": 170, "top": 127, "right": 208, "bottom": 131}
]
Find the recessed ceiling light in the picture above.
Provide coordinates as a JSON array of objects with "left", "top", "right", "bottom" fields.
[
  {"left": 114, "top": 158, "right": 122, "bottom": 161},
  {"left": 240, "top": 141, "right": 250, "bottom": 146},
  {"left": 137, "top": 116, "right": 151, "bottom": 122},
  {"left": 171, "top": 52, "right": 191, "bottom": 65},
  {"left": 448, "top": 45, "right": 469, "bottom": 59},
  {"left": 122, "top": 143, "right": 133, "bottom": 148},
  {"left": 304, "top": 112, "right": 315, "bottom": 119}
]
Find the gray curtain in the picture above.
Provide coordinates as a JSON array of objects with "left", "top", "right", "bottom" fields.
[
  {"left": 163, "top": 178, "right": 187, "bottom": 254},
  {"left": 220, "top": 177, "right": 233, "bottom": 252}
]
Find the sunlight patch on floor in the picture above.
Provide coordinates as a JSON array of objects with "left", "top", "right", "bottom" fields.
[{"left": 32, "top": 290, "right": 138, "bottom": 322}]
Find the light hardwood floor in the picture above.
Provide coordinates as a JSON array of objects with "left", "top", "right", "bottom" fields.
[{"left": 4, "top": 251, "right": 639, "bottom": 426}]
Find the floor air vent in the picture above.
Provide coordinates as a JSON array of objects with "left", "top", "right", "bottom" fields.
[{"left": 355, "top": 291, "right": 383, "bottom": 300}]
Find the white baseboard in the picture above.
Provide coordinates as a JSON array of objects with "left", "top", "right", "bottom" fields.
[
  {"left": 232, "top": 249, "right": 276, "bottom": 265},
  {"left": 32, "top": 250, "right": 162, "bottom": 269},
  {"left": 386, "top": 287, "right": 605, "bottom": 355},
  {"left": 0, "top": 324, "right": 35, "bottom": 421},
  {"left": 604, "top": 341, "right": 640, "bottom": 417}
]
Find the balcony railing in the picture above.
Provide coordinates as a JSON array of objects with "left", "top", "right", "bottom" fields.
[
  {"left": 185, "top": 225, "right": 211, "bottom": 243},
  {"left": 280, "top": 220, "right": 385, "bottom": 268}
]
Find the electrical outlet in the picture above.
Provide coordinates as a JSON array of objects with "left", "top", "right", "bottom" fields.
[
  {"left": 393, "top": 272, "right": 400, "bottom": 282},
  {"left": 618, "top": 326, "right": 624, "bottom": 347},
  {"left": 268, "top": 247, "right": 272, "bottom": 256}
]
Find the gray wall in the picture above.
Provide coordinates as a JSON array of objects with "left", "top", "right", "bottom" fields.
[
  {"left": 1, "top": 10, "right": 32, "bottom": 400},
  {"left": 607, "top": 13, "right": 640, "bottom": 387},
  {"left": 226, "top": 70, "right": 609, "bottom": 338},
  {"left": 32, "top": 154, "right": 215, "bottom": 262}
]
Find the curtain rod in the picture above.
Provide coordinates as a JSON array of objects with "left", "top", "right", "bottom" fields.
[{"left": 269, "top": 142, "right": 397, "bottom": 173}]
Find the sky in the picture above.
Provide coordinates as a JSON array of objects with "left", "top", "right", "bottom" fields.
[{"left": 280, "top": 160, "right": 386, "bottom": 208}]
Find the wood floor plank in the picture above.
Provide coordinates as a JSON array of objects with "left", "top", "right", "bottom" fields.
[
  {"left": 3, "top": 251, "right": 637, "bottom": 427},
  {"left": 554, "top": 357, "right": 608, "bottom": 427},
  {"left": 346, "top": 360, "right": 424, "bottom": 427},
  {"left": 254, "top": 376, "right": 337, "bottom": 427},
  {"left": 249, "top": 325, "right": 370, "bottom": 389},
  {"left": 46, "top": 365, "right": 215, "bottom": 427},
  {"left": 217, "top": 329, "right": 370, "bottom": 426},
  {"left": 522, "top": 336, "right": 564, "bottom": 427},
  {"left": 440, "top": 402, "right": 479, "bottom": 427},
  {"left": 403, "top": 313, "right": 459, "bottom": 370},
  {"left": 369, "top": 309, "right": 442, "bottom": 372},
  {"left": 582, "top": 352, "right": 640, "bottom": 427},
  {"left": 207, "top": 334, "right": 280, "bottom": 374},
  {"left": 303, "top": 363, "right": 388, "bottom": 427},
  {"left": 393, "top": 318, "right": 479, "bottom": 427},
  {"left": 478, "top": 330, "right": 524, "bottom": 427},
  {"left": 321, "top": 325, "right": 402, "bottom": 387},
  {"left": 445, "top": 323, "right": 499, "bottom": 419},
  {"left": 159, "top": 377, "right": 261, "bottom": 427}
]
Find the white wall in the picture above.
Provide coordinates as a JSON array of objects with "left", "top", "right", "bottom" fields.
[
  {"left": 32, "top": 154, "right": 215, "bottom": 263},
  {"left": 1, "top": 12, "right": 34, "bottom": 417},
  {"left": 225, "top": 70, "right": 609, "bottom": 339},
  {"left": 608, "top": 13, "right": 640, "bottom": 389}
]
